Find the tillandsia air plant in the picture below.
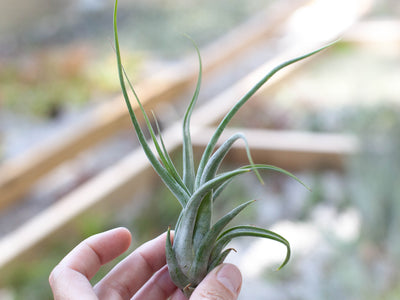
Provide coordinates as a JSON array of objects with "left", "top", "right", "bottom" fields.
[{"left": 113, "top": 0, "right": 330, "bottom": 297}]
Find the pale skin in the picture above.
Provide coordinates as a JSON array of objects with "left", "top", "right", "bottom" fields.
[{"left": 49, "top": 227, "right": 242, "bottom": 300}]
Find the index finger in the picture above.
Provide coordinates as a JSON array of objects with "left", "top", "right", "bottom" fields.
[
  {"left": 49, "top": 227, "right": 132, "bottom": 299},
  {"left": 94, "top": 231, "right": 174, "bottom": 298}
]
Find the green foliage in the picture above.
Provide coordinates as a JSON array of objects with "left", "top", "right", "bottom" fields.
[
  {"left": 113, "top": 0, "right": 331, "bottom": 296},
  {"left": 0, "top": 48, "right": 141, "bottom": 119},
  {"left": 0, "top": 62, "right": 87, "bottom": 118}
]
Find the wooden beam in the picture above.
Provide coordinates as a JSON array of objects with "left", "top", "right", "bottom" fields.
[
  {"left": 192, "top": 127, "right": 359, "bottom": 171},
  {"left": 0, "top": 0, "right": 307, "bottom": 209},
  {"left": 0, "top": 121, "right": 187, "bottom": 272}
]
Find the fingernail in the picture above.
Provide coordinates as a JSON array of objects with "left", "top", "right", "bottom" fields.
[{"left": 216, "top": 264, "right": 242, "bottom": 295}]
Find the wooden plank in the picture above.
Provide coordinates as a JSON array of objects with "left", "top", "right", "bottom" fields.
[
  {"left": 191, "top": 127, "right": 359, "bottom": 171},
  {"left": 0, "top": 121, "right": 188, "bottom": 273},
  {"left": 0, "top": 0, "right": 307, "bottom": 209}
]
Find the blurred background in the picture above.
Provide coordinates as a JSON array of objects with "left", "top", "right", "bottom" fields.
[{"left": 0, "top": 0, "right": 400, "bottom": 299}]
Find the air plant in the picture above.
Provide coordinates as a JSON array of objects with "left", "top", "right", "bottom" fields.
[{"left": 113, "top": 0, "right": 330, "bottom": 297}]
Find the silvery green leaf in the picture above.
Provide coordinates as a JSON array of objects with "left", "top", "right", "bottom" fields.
[
  {"left": 182, "top": 37, "right": 202, "bottom": 193},
  {"left": 212, "top": 225, "right": 291, "bottom": 270}
]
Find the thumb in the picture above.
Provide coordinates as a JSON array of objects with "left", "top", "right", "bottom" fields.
[{"left": 190, "top": 264, "right": 242, "bottom": 300}]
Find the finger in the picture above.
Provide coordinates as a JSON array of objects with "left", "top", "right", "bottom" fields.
[
  {"left": 170, "top": 288, "right": 188, "bottom": 300},
  {"left": 131, "top": 265, "right": 178, "bottom": 300},
  {"left": 94, "top": 231, "right": 173, "bottom": 299},
  {"left": 190, "top": 264, "right": 242, "bottom": 300},
  {"left": 49, "top": 227, "right": 132, "bottom": 300}
]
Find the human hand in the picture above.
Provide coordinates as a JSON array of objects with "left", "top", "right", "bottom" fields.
[{"left": 49, "top": 227, "right": 242, "bottom": 300}]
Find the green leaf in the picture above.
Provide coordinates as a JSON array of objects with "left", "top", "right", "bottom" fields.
[
  {"left": 182, "top": 168, "right": 251, "bottom": 228},
  {"left": 194, "top": 43, "right": 335, "bottom": 189},
  {"left": 172, "top": 168, "right": 251, "bottom": 273},
  {"left": 213, "top": 178, "right": 232, "bottom": 201},
  {"left": 165, "top": 228, "right": 190, "bottom": 289},
  {"left": 240, "top": 164, "right": 311, "bottom": 191},
  {"left": 208, "top": 248, "right": 236, "bottom": 272},
  {"left": 192, "top": 191, "right": 213, "bottom": 252},
  {"left": 182, "top": 36, "right": 202, "bottom": 193},
  {"left": 174, "top": 210, "right": 185, "bottom": 236},
  {"left": 174, "top": 162, "right": 307, "bottom": 268},
  {"left": 199, "top": 133, "right": 262, "bottom": 186},
  {"left": 122, "top": 65, "right": 191, "bottom": 203},
  {"left": 114, "top": 0, "right": 190, "bottom": 206},
  {"left": 212, "top": 225, "right": 291, "bottom": 270},
  {"left": 152, "top": 111, "right": 189, "bottom": 193},
  {"left": 190, "top": 200, "right": 255, "bottom": 279}
]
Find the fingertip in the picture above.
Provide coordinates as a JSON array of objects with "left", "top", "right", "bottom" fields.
[
  {"left": 81, "top": 227, "right": 132, "bottom": 267},
  {"left": 215, "top": 263, "right": 242, "bottom": 295},
  {"left": 95, "top": 227, "right": 132, "bottom": 254},
  {"left": 114, "top": 227, "right": 132, "bottom": 248},
  {"left": 191, "top": 263, "right": 242, "bottom": 300},
  {"left": 108, "top": 226, "right": 131, "bottom": 236}
]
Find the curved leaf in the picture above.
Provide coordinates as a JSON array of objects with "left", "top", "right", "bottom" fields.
[
  {"left": 172, "top": 168, "right": 251, "bottom": 272},
  {"left": 152, "top": 112, "right": 189, "bottom": 194},
  {"left": 213, "top": 178, "right": 232, "bottom": 201},
  {"left": 165, "top": 228, "right": 190, "bottom": 289},
  {"left": 192, "top": 191, "right": 213, "bottom": 252},
  {"left": 114, "top": 1, "right": 189, "bottom": 206},
  {"left": 240, "top": 164, "right": 311, "bottom": 191},
  {"left": 190, "top": 200, "right": 255, "bottom": 279},
  {"left": 122, "top": 66, "right": 191, "bottom": 202},
  {"left": 200, "top": 133, "right": 262, "bottom": 186},
  {"left": 182, "top": 36, "right": 202, "bottom": 193},
  {"left": 195, "top": 42, "right": 335, "bottom": 189},
  {"left": 211, "top": 225, "right": 291, "bottom": 270},
  {"left": 208, "top": 248, "right": 236, "bottom": 272}
]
